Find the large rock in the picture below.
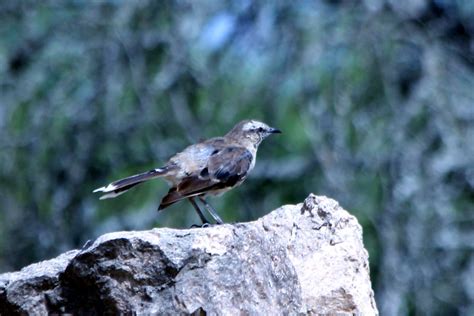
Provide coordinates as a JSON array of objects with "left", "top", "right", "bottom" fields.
[{"left": 0, "top": 194, "right": 378, "bottom": 315}]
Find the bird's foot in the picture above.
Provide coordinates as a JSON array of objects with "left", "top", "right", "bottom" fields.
[{"left": 189, "top": 223, "right": 212, "bottom": 228}]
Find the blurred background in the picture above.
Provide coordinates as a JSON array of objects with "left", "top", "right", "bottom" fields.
[{"left": 0, "top": 1, "right": 473, "bottom": 315}]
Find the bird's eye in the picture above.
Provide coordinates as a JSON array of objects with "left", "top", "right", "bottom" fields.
[{"left": 257, "top": 127, "right": 264, "bottom": 132}]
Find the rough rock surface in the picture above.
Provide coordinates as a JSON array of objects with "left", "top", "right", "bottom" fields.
[{"left": 0, "top": 194, "right": 378, "bottom": 315}]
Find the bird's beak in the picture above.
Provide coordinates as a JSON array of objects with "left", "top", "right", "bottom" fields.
[{"left": 269, "top": 127, "right": 282, "bottom": 134}]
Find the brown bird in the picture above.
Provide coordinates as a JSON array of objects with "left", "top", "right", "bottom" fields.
[{"left": 93, "top": 120, "right": 281, "bottom": 224}]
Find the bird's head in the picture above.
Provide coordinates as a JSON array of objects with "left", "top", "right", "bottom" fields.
[{"left": 226, "top": 120, "right": 281, "bottom": 147}]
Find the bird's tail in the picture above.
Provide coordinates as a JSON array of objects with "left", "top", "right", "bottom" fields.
[{"left": 93, "top": 167, "right": 169, "bottom": 200}]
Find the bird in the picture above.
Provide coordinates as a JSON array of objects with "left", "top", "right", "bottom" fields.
[{"left": 93, "top": 120, "right": 281, "bottom": 224}]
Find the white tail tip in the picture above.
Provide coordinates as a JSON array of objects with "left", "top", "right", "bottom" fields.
[
  {"left": 93, "top": 184, "right": 117, "bottom": 193},
  {"left": 99, "top": 190, "right": 127, "bottom": 200}
]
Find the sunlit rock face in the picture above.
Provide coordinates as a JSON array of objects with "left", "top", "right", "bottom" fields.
[{"left": 0, "top": 194, "right": 377, "bottom": 315}]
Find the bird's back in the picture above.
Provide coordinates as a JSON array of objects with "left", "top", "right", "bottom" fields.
[{"left": 165, "top": 137, "right": 228, "bottom": 183}]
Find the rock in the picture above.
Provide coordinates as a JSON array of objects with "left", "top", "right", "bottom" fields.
[
  {"left": 0, "top": 194, "right": 378, "bottom": 315},
  {"left": 0, "top": 250, "right": 79, "bottom": 315}
]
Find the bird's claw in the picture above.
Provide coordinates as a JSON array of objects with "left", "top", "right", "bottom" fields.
[{"left": 189, "top": 222, "right": 211, "bottom": 228}]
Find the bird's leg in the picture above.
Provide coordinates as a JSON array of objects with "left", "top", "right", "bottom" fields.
[
  {"left": 198, "top": 196, "right": 224, "bottom": 224},
  {"left": 188, "top": 197, "right": 210, "bottom": 225}
]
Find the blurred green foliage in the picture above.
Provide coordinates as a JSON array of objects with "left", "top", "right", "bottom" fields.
[{"left": 1, "top": 1, "right": 474, "bottom": 315}]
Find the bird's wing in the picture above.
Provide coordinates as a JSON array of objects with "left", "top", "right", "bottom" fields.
[
  {"left": 207, "top": 146, "right": 253, "bottom": 184},
  {"left": 159, "top": 146, "right": 253, "bottom": 209}
]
